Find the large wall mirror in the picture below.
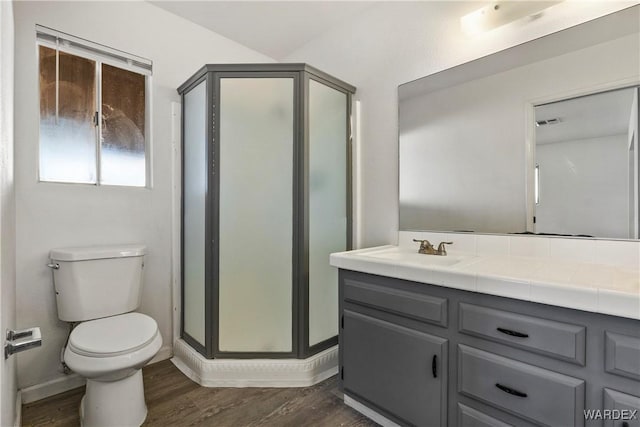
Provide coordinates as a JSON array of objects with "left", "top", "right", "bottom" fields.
[{"left": 399, "top": 6, "right": 640, "bottom": 240}]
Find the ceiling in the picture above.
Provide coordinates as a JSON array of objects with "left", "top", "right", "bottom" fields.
[
  {"left": 149, "top": 1, "right": 375, "bottom": 60},
  {"left": 536, "top": 87, "right": 637, "bottom": 145}
]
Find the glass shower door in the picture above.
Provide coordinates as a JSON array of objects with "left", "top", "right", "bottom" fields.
[
  {"left": 182, "top": 80, "right": 207, "bottom": 348},
  {"left": 217, "top": 76, "right": 295, "bottom": 353},
  {"left": 307, "top": 79, "right": 349, "bottom": 347}
]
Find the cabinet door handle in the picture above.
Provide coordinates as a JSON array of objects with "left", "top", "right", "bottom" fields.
[
  {"left": 495, "top": 383, "right": 527, "bottom": 398},
  {"left": 497, "top": 327, "right": 529, "bottom": 338},
  {"left": 432, "top": 355, "right": 437, "bottom": 378}
]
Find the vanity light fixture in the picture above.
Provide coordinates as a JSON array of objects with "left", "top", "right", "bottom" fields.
[{"left": 461, "top": 1, "right": 562, "bottom": 35}]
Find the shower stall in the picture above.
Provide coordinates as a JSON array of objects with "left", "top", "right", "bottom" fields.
[{"left": 177, "top": 64, "right": 355, "bottom": 361}]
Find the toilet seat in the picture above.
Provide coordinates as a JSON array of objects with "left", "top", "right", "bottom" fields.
[{"left": 69, "top": 312, "right": 158, "bottom": 357}]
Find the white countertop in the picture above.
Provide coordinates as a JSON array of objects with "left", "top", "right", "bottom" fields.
[{"left": 330, "top": 245, "right": 640, "bottom": 320}]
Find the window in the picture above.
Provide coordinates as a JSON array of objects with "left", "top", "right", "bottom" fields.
[{"left": 37, "top": 26, "right": 152, "bottom": 187}]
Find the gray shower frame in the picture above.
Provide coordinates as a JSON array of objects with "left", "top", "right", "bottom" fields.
[{"left": 177, "top": 64, "right": 356, "bottom": 360}]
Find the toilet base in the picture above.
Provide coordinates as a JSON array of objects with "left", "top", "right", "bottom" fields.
[{"left": 80, "top": 370, "right": 148, "bottom": 427}]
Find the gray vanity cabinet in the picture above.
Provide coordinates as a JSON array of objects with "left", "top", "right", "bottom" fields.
[
  {"left": 338, "top": 269, "right": 640, "bottom": 427},
  {"left": 342, "top": 310, "right": 448, "bottom": 426}
]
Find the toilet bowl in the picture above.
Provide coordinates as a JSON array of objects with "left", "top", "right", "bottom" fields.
[
  {"left": 49, "top": 244, "right": 161, "bottom": 427},
  {"left": 64, "top": 313, "right": 162, "bottom": 427}
]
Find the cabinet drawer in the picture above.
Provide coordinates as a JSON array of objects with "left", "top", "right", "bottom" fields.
[
  {"left": 458, "top": 403, "right": 513, "bottom": 427},
  {"left": 458, "top": 344, "right": 585, "bottom": 426},
  {"left": 343, "top": 278, "right": 447, "bottom": 326},
  {"left": 603, "top": 389, "right": 640, "bottom": 427},
  {"left": 459, "top": 303, "right": 586, "bottom": 365},
  {"left": 605, "top": 332, "right": 640, "bottom": 381}
]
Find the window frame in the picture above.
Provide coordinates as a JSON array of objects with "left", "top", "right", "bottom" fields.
[{"left": 36, "top": 31, "right": 153, "bottom": 188}]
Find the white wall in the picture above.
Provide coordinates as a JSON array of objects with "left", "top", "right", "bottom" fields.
[
  {"left": 1, "top": 0, "right": 17, "bottom": 424},
  {"left": 285, "top": 1, "right": 638, "bottom": 247},
  {"left": 536, "top": 135, "right": 629, "bottom": 238},
  {"left": 13, "top": 1, "right": 273, "bottom": 394}
]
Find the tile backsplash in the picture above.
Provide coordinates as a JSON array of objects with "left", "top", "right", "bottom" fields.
[{"left": 398, "top": 231, "right": 640, "bottom": 271}]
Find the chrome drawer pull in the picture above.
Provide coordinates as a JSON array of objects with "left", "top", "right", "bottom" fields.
[
  {"left": 497, "top": 327, "right": 529, "bottom": 338},
  {"left": 495, "top": 383, "right": 527, "bottom": 398}
]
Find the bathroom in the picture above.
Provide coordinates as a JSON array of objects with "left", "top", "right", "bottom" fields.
[{"left": 0, "top": 1, "right": 638, "bottom": 426}]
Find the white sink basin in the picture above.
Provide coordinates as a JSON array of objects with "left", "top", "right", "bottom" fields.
[{"left": 362, "top": 247, "right": 472, "bottom": 267}]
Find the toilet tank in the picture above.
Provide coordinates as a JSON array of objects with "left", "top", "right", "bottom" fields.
[{"left": 50, "top": 245, "right": 146, "bottom": 322}]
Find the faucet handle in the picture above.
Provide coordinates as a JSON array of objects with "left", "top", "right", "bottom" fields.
[
  {"left": 413, "top": 238, "right": 433, "bottom": 245},
  {"left": 437, "top": 241, "right": 453, "bottom": 255},
  {"left": 413, "top": 239, "right": 434, "bottom": 254}
]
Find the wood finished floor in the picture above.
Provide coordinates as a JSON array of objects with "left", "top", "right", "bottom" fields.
[{"left": 21, "top": 359, "right": 378, "bottom": 427}]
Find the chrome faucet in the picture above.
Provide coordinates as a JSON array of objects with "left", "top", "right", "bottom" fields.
[
  {"left": 413, "top": 239, "right": 435, "bottom": 254},
  {"left": 413, "top": 239, "right": 453, "bottom": 256}
]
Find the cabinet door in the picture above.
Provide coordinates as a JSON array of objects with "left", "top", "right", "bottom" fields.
[{"left": 343, "top": 310, "right": 448, "bottom": 426}]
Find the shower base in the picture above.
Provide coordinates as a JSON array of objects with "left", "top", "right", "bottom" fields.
[{"left": 171, "top": 339, "right": 338, "bottom": 387}]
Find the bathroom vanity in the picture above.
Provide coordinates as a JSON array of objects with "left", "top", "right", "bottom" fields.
[{"left": 332, "top": 244, "right": 640, "bottom": 427}]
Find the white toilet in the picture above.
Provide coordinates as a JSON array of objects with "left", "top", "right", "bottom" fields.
[{"left": 49, "top": 244, "right": 162, "bottom": 427}]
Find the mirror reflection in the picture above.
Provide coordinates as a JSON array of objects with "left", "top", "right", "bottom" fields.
[
  {"left": 534, "top": 87, "right": 639, "bottom": 239},
  {"left": 398, "top": 6, "right": 640, "bottom": 240}
]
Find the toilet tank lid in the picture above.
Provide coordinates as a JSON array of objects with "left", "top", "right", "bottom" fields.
[{"left": 50, "top": 244, "right": 146, "bottom": 261}]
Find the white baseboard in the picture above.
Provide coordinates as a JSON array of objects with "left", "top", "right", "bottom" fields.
[
  {"left": 14, "top": 391, "right": 22, "bottom": 427},
  {"left": 20, "top": 373, "right": 86, "bottom": 404},
  {"left": 171, "top": 339, "right": 338, "bottom": 387},
  {"left": 20, "top": 344, "right": 172, "bottom": 404},
  {"left": 344, "top": 394, "right": 400, "bottom": 427}
]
